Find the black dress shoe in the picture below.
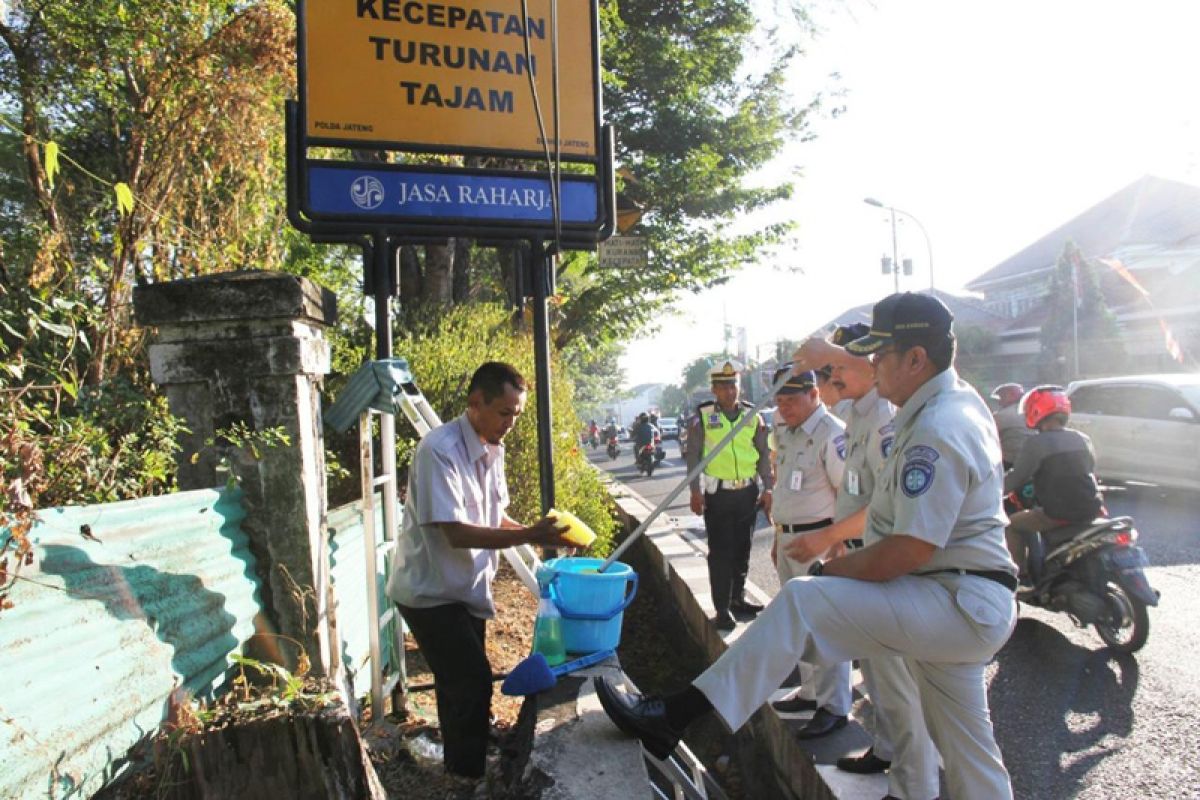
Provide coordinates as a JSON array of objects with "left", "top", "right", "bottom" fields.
[
  {"left": 771, "top": 695, "right": 818, "bottom": 714},
  {"left": 836, "top": 747, "right": 892, "bottom": 774},
  {"left": 794, "top": 708, "right": 848, "bottom": 739},
  {"left": 713, "top": 611, "right": 737, "bottom": 631},
  {"left": 730, "top": 597, "right": 764, "bottom": 615},
  {"left": 593, "top": 677, "right": 682, "bottom": 759}
]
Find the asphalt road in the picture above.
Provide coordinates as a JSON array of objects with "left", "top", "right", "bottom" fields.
[{"left": 590, "top": 443, "right": 1200, "bottom": 799}]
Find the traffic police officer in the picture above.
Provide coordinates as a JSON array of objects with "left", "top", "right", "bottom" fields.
[
  {"left": 685, "top": 359, "right": 774, "bottom": 631},
  {"left": 596, "top": 293, "right": 1019, "bottom": 800},
  {"left": 766, "top": 368, "right": 852, "bottom": 739}
]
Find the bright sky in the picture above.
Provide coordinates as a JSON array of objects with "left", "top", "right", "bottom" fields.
[{"left": 618, "top": 0, "right": 1200, "bottom": 389}]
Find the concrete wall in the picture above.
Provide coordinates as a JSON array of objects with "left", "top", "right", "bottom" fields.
[{"left": 134, "top": 271, "right": 338, "bottom": 675}]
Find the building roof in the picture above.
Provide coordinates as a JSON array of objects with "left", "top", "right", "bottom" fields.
[
  {"left": 966, "top": 175, "right": 1200, "bottom": 291},
  {"left": 808, "top": 288, "right": 1008, "bottom": 338}
]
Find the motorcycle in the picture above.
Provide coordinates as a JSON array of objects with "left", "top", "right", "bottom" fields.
[
  {"left": 606, "top": 435, "right": 620, "bottom": 460},
  {"left": 1007, "top": 489, "right": 1158, "bottom": 653},
  {"left": 635, "top": 441, "right": 657, "bottom": 477},
  {"left": 653, "top": 432, "right": 666, "bottom": 464}
]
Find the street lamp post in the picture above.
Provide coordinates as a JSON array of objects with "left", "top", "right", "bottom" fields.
[{"left": 864, "top": 197, "right": 935, "bottom": 293}]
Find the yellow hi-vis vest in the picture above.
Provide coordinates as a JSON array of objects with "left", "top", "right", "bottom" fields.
[{"left": 699, "top": 403, "right": 760, "bottom": 481}]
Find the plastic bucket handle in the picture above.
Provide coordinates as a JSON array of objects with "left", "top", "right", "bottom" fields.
[{"left": 552, "top": 571, "right": 639, "bottom": 621}]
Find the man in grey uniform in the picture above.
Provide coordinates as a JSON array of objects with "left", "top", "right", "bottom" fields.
[
  {"left": 790, "top": 323, "right": 939, "bottom": 796},
  {"left": 596, "top": 293, "right": 1019, "bottom": 800},
  {"left": 766, "top": 368, "right": 850, "bottom": 738}
]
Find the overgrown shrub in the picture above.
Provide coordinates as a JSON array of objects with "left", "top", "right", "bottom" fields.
[{"left": 327, "top": 302, "right": 618, "bottom": 555}]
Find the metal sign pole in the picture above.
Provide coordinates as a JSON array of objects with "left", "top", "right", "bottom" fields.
[{"left": 530, "top": 240, "right": 557, "bottom": 523}]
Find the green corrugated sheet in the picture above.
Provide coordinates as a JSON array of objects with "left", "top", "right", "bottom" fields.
[{"left": 0, "top": 487, "right": 262, "bottom": 799}]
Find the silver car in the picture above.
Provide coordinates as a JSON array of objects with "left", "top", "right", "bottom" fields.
[{"left": 1066, "top": 373, "right": 1200, "bottom": 491}]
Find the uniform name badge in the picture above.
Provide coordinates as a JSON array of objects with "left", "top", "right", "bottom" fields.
[
  {"left": 789, "top": 470, "right": 803, "bottom": 492},
  {"left": 846, "top": 468, "right": 860, "bottom": 496}
]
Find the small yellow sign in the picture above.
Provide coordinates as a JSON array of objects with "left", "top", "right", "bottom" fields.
[{"left": 304, "top": 0, "right": 599, "bottom": 159}]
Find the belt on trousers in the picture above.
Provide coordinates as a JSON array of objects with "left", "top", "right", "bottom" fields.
[
  {"left": 918, "top": 568, "right": 1018, "bottom": 592},
  {"left": 713, "top": 478, "right": 754, "bottom": 491},
  {"left": 775, "top": 518, "right": 833, "bottom": 533}
]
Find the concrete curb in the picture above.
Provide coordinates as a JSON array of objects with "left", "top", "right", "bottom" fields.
[{"left": 604, "top": 479, "right": 888, "bottom": 800}]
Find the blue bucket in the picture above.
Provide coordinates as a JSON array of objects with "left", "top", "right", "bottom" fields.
[{"left": 544, "top": 557, "right": 638, "bottom": 654}]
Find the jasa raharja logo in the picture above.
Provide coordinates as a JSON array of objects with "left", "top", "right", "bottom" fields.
[{"left": 350, "top": 176, "right": 384, "bottom": 209}]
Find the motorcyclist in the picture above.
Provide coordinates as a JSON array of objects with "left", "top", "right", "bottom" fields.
[
  {"left": 632, "top": 412, "right": 659, "bottom": 457},
  {"left": 1003, "top": 385, "right": 1104, "bottom": 582},
  {"left": 991, "top": 382, "right": 1034, "bottom": 468}
]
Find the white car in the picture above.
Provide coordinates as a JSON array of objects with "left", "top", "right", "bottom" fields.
[
  {"left": 1066, "top": 373, "right": 1200, "bottom": 491},
  {"left": 658, "top": 417, "right": 679, "bottom": 439}
]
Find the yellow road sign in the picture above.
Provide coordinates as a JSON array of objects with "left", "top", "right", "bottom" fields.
[{"left": 303, "top": 0, "right": 599, "bottom": 159}]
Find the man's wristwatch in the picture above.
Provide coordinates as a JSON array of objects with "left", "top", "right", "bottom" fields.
[{"left": 808, "top": 560, "right": 824, "bottom": 576}]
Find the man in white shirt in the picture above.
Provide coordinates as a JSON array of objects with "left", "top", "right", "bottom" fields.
[{"left": 387, "top": 361, "right": 570, "bottom": 778}]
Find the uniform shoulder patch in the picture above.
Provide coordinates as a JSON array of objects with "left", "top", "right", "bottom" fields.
[
  {"left": 881, "top": 434, "right": 895, "bottom": 459},
  {"left": 879, "top": 421, "right": 895, "bottom": 436},
  {"left": 900, "top": 449, "right": 937, "bottom": 497},
  {"left": 904, "top": 444, "right": 940, "bottom": 463},
  {"left": 833, "top": 433, "right": 847, "bottom": 460}
]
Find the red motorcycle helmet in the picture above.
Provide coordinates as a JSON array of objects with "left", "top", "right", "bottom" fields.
[{"left": 1020, "top": 385, "right": 1071, "bottom": 429}]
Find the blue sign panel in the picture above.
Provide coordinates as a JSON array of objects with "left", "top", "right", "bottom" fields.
[{"left": 306, "top": 164, "right": 600, "bottom": 225}]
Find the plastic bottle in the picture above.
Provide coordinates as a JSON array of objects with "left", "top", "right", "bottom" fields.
[{"left": 532, "top": 582, "right": 567, "bottom": 667}]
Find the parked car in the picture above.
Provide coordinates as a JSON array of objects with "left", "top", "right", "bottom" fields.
[
  {"left": 1066, "top": 373, "right": 1200, "bottom": 491},
  {"left": 658, "top": 416, "right": 679, "bottom": 439}
]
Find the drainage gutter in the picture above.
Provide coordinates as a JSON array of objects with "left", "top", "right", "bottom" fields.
[{"left": 606, "top": 483, "right": 838, "bottom": 800}]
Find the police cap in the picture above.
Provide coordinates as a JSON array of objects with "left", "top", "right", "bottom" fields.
[
  {"left": 831, "top": 323, "right": 870, "bottom": 348},
  {"left": 709, "top": 359, "right": 743, "bottom": 384},
  {"left": 846, "top": 292, "right": 954, "bottom": 355},
  {"left": 772, "top": 367, "right": 817, "bottom": 395}
]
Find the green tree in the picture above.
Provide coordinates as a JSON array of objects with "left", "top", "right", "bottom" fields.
[
  {"left": 0, "top": 0, "right": 295, "bottom": 515},
  {"left": 0, "top": 0, "right": 294, "bottom": 383},
  {"left": 550, "top": 0, "right": 819, "bottom": 350},
  {"left": 1038, "top": 241, "right": 1126, "bottom": 383},
  {"left": 682, "top": 354, "right": 718, "bottom": 392}
]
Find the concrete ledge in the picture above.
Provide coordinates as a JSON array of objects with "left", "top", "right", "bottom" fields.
[
  {"left": 134, "top": 270, "right": 338, "bottom": 330},
  {"left": 506, "top": 656, "right": 650, "bottom": 798}
]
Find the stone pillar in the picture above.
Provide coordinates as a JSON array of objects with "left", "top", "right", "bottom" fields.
[{"left": 134, "top": 271, "right": 338, "bottom": 675}]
